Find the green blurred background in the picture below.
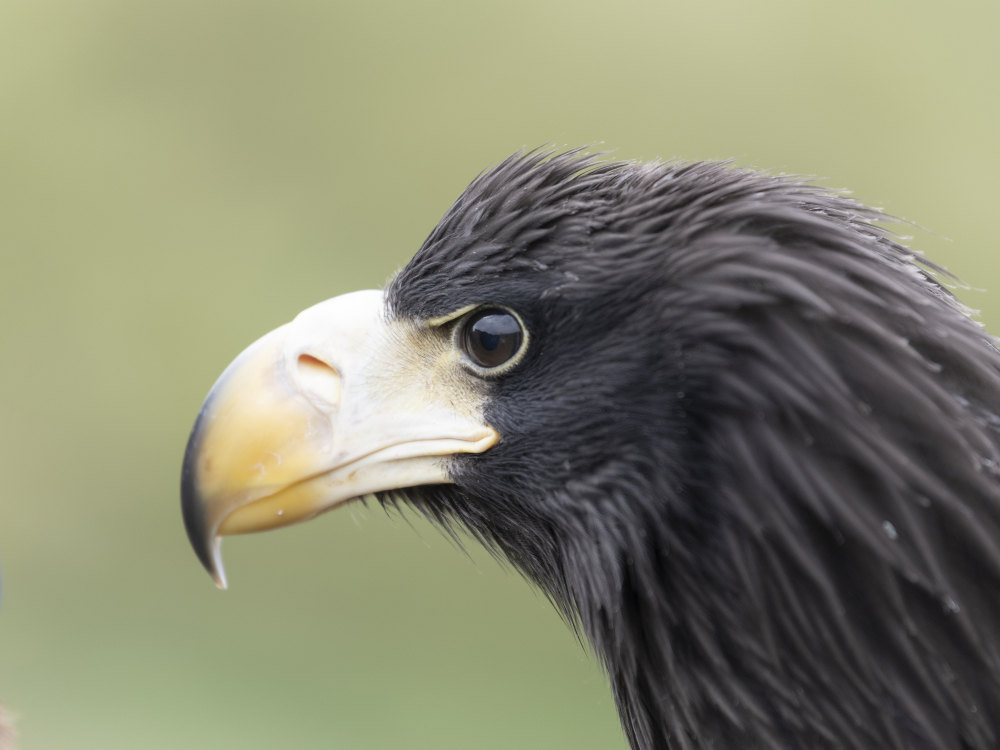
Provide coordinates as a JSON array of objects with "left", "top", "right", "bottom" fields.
[{"left": 0, "top": 1, "right": 997, "bottom": 747}]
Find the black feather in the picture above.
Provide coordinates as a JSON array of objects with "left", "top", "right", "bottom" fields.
[{"left": 386, "top": 149, "right": 1000, "bottom": 750}]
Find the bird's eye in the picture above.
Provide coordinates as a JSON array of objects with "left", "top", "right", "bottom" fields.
[{"left": 462, "top": 308, "right": 523, "bottom": 369}]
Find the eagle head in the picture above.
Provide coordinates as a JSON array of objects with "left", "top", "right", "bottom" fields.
[{"left": 182, "top": 150, "right": 1000, "bottom": 750}]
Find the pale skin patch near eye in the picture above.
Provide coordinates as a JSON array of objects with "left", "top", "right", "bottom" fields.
[
  {"left": 426, "top": 304, "right": 481, "bottom": 328},
  {"left": 365, "top": 316, "right": 491, "bottom": 424}
]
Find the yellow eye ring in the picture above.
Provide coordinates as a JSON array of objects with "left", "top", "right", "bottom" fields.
[{"left": 446, "top": 304, "right": 529, "bottom": 376}]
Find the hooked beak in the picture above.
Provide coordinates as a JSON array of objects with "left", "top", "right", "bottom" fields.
[{"left": 181, "top": 289, "right": 498, "bottom": 588}]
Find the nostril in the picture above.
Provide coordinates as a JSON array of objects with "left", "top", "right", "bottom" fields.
[{"left": 296, "top": 354, "right": 341, "bottom": 407}]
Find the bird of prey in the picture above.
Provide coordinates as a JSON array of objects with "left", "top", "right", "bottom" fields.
[{"left": 182, "top": 150, "right": 1000, "bottom": 750}]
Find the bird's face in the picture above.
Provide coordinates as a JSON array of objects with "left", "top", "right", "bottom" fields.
[
  {"left": 182, "top": 264, "right": 668, "bottom": 590},
  {"left": 182, "top": 155, "right": 680, "bottom": 594},
  {"left": 180, "top": 289, "right": 515, "bottom": 587}
]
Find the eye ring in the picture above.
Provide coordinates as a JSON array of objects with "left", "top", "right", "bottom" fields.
[{"left": 457, "top": 305, "right": 528, "bottom": 375}]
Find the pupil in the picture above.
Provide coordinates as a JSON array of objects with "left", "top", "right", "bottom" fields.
[{"left": 463, "top": 308, "right": 522, "bottom": 369}]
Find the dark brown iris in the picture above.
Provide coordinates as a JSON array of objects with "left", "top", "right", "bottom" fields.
[{"left": 462, "top": 308, "right": 522, "bottom": 369}]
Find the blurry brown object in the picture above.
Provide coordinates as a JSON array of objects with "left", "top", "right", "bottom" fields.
[{"left": 0, "top": 703, "right": 16, "bottom": 750}]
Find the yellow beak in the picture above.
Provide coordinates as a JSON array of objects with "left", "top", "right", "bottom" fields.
[{"left": 181, "top": 290, "right": 498, "bottom": 588}]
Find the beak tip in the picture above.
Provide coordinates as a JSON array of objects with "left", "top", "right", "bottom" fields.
[
  {"left": 210, "top": 539, "right": 229, "bottom": 590},
  {"left": 181, "top": 425, "right": 229, "bottom": 590}
]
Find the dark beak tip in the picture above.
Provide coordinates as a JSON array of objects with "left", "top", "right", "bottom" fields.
[{"left": 180, "top": 407, "right": 227, "bottom": 589}]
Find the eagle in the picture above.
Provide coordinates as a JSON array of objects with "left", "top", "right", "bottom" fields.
[{"left": 182, "top": 150, "right": 1000, "bottom": 750}]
